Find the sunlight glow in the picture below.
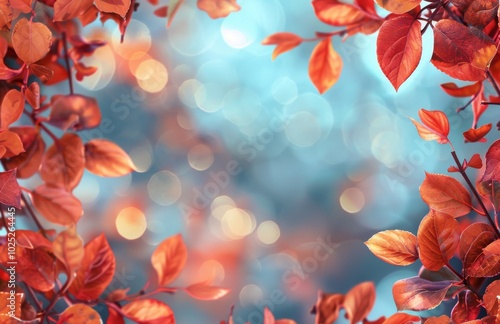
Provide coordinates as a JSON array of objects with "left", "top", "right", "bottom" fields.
[{"left": 115, "top": 207, "right": 147, "bottom": 240}]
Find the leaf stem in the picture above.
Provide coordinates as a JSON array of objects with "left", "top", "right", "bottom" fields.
[
  {"left": 61, "top": 32, "right": 74, "bottom": 95},
  {"left": 444, "top": 261, "right": 483, "bottom": 299},
  {"left": 451, "top": 151, "right": 500, "bottom": 237},
  {"left": 20, "top": 193, "right": 47, "bottom": 235},
  {"left": 487, "top": 72, "right": 500, "bottom": 97}
]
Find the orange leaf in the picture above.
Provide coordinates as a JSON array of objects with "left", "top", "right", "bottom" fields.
[
  {"left": 151, "top": 233, "right": 187, "bottom": 286},
  {"left": 463, "top": 230, "right": 496, "bottom": 277},
  {"left": 417, "top": 210, "right": 460, "bottom": 271},
  {"left": 424, "top": 315, "right": 452, "bottom": 324},
  {"left": 419, "top": 173, "right": 472, "bottom": 217},
  {"left": 431, "top": 19, "right": 496, "bottom": 82},
  {"left": 40, "top": 133, "right": 85, "bottom": 191},
  {"left": 11, "top": 18, "right": 52, "bottom": 64},
  {"left": 31, "top": 184, "right": 83, "bottom": 225},
  {"left": 84, "top": 139, "right": 136, "bottom": 177},
  {"left": 440, "top": 82, "right": 482, "bottom": 97},
  {"left": 185, "top": 281, "right": 230, "bottom": 300},
  {"left": 69, "top": 234, "right": 116, "bottom": 301},
  {"left": 451, "top": 290, "right": 481, "bottom": 323},
  {"left": 262, "top": 33, "right": 302, "bottom": 60},
  {"left": 121, "top": 299, "right": 175, "bottom": 324},
  {"left": 308, "top": 38, "right": 342, "bottom": 94},
  {"left": 467, "top": 153, "right": 482, "bottom": 169},
  {"left": 4, "top": 126, "right": 45, "bottom": 179},
  {"left": 364, "top": 230, "right": 418, "bottom": 266},
  {"left": 312, "top": 0, "right": 367, "bottom": 26},
  {"left": 95, "top": 0, "right": 131, "bottom": 18},
  {"left": 459, "top": 222, "right": 495, "bottom": 261},
  {"left": 375, "top": 0, "right": 420, "bottom": 14},
  {"left": 463, "top": 123, "right": 492, "bottom": 142},
  {"left": 468, "top": 238, "right": 500, "bottom": 277},
  {"left": 377, "top": 15, "right": 422, "bottom": 91},
  {"left": 451, "top": 0, "right": 498, "bottom": 29},
  {"left": 383, "top": 313, "right": 420, "bottom": 324},
  {"left": 410, "top": 109, "right": 450, "bottom": 144},
  {"left": 57, "top": 304, "right": 101, "bottom": 324},
  {"left": 0, "top": 89, "right": 25, "bottom": 130},
  {"left": 0, "top": 169, "right": 21, "bottom": 208},
  {"left": 392, "top": 277, "right": 458, "bottom": 311},
  {"left": 344, "top": 282, "right": 375, "bottom": 324},
  {"left": 54, "top": 0, "right": 94, "bottom": 21},
  {"left": 312, "top": 292, "right": 344, "bottom": 324},
  {"left": 52, "top": 225, "right": 84, "bottom": 279},
  {"left": 197, "top": 0, "right": 240, "bottom": 19},
  {"left": 483, "top": 280, "right": 500, "bottom": 317},
  {"left": 49, "top": 95, "right": 102, "bottom": 131},
  {"left": 17, "top": 247, "right": 56, "bottom": 291},
  {"left": 0, "top": 130, "right": 25, "bottom": 158},
  {"left": 0, "top": 0, "right": 12, "bottom": 30},
  {"left": 107, "top": 306, "right": 125, "bottom": 324},
  {"left": 477, "top": 139, "right": 500, "bottom": 211},
  {"left": 25, "top": 82, "right": 40, "bottom": 109}
]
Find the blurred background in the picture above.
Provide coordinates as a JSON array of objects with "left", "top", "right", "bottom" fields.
[{"left": 21, "top": 0, "right": 499, "bottom": 322}]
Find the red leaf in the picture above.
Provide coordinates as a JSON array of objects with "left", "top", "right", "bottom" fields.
[
  {"left": 69, "top": 234, "right": 116, "bottom": 301},
  {"left": 419, "top": 173, "right": 472, "bottom": 217},
  {"left": 344, "top": 282, "right": 375, "bottom": 324},
  {"left": 57, "top": 304, "right": 102, "bottom": 324},
  {"left": 424, "top": 315, "right": 452, "bottom": 324},
  {"left": 308, "top": 38, "right": 342, "bottom": 94},
  {"left": 463, "top": 229, "right": 496, "bottom": 276},
  {"left": 262, "top": 33, "right": 302, "bottom": 60},
  {"left": 468, "top": 238, "right": 500, "bottom": 277},
  {"left": 52, "top": 225, "right": 84, "bottom": 279},
  {"left": 197, "top": 0, "right": 240, "bottom": 19},
  {"left": 31, "top": 184, "right": 83, "bottom": 225},
  {"left": 151, "top": 233, "right": 187, "bottom": 286},
  {"left": 440, "top": 81, "right": 482, "bottom": 97},
  {"left": 392, "top": 277, "right": 458, "bottom": 311},
  {"left": 54, "top": 0, "right": 94, "bottom": 21},
  {"left": 106, "top": 288, "right": 130, "bottom": 303},
  {"left": 477, "top": 139, "right": 500, "bottom": 211},
  {"left": 154, "top": 6, "right": 168, "bottom": 17},
  {"left": 451, "top": 0, "right": 498, "bottom": 29},
  {"left": 459, "top": 222, "right": 495, "bottom": 261},
  {"left": 312, "top": 0, "right": 368, "bottom": 26},
  {"left": 84, "top": 139, "right": 136, "bottom": 177},
  {"left": 17, "top": 247, "right": 56, "bottom": 291},
  {"left": 417, "top": 210, "right": 460, "bottom": 271},
  {"left": 0, "top": 89, "right": 24, "bottom": 130},
  {"left": 11, "top": 18, "right": 52, "bottom": 64},
  {"left": 410, "top": 109, "right": 450, "bottom": 144},
  {"left": 471, "top": 87, "right": 487, "bottom": 128},
  {"left": 0, "top": 169, "right": 21, "bottom": 208},
  {"left": 483, "top": 280, "right": 500, "bottom": 317},
  {"left": 40, "top": 133, "right": 85, "bottom": 191},
  {"left": 383, "top": 313, "right": 420, "bottom": 324},
  {"left": 121, "top": 299, "right": 175, "bottom": 324},
  {"left": 431, "top": 19, "right": 496, "bottom": 81},
  {"left": 184, "top": 281, "right": 229, "bottom": 301},
  {"left": 264, "top": 307, "right": 275, "bottom": 324},
  {"left": 375, "top": 0, "right": 420, "bottom": 14},
  {"left": 313, "top": 291, "right": 344, "bottom": 324},
  {"left": 3, "top": 126, "right": 45, "bottom": 179},
  {"left": 107, "top": 306, "right": 125, "bottom": 324},
  {"left": 0, "top": 130, "right": 25, "bottom": 158},
  {"left": 376, "top": 15, "right": 422, "bottom": 91},
  {"left": 467, "top": 153, "right": 482, "bottom": 169},
  {"left": 451, "top": 291, "right": 481, "bottom": 323},
  {"left": 463, "top": 123, "right": 492, "bottom": 142},
  {"left": 49, "top": 95, "right": 102, "bottom": 131},
  {"left": 364, "top": 230, "right": 418, "bottom": 266},
  {"left": 25, "top": 82, "right": 40, "bottom": 110},
  {"left": 95, "top": 0, "right": 131, "bottom": 18},
  {"left": 0, "top": 0, "right": 12, "bottom": 30}
]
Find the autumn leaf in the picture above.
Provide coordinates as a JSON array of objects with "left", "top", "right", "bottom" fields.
[
  {"left": 343, "top": 282, "right": 375, "bottom": 324},
  {"left": 52, "top": 225, "right": 84, "bottom": 280},
  {"left": 48, "top": 95, "right": 102, "bottom": 131},
  {"left": 375, "top": 0, "right": 420, "bottom": 14},
  {"left": 468, "top": 238, "right": 500, "bottom": 277},
  {"left": 392, "top": 277, "right": 459, "bottom": 311},
  {"left": 151, "top": 233, "right": 188, "bottom": 286},
  {"left": 483, "top": 280, "right": 500, "bottom": 317},
  {"left": 471, "top": 87, "right": 487, "bottom": 128},
  {"left": 17, "top": 247, "right": 57, "bottom": 292},
  {"left": 312, "top": 291, "right": 344, "bottom": 324},
  {"left": 477, "top": 139, "right": 500, "bottom": 210},
  {"left": 459, "top": 222, "right": 496, "bottom": 261},
  {"left": 26, "top": 82, "right": 40, "bottom": 109},
  {"left": 107, "top": 307, "right": 125, "bottom": 324},
  {"left": 440, "top": 81, "right": 482, "bottom": 97},
  {"left": 3, "top": 126, "right": 45, "bottom": 179},
  {"left": 121, "top": 299, "right": 175, "bottom": 324},
  {"left": 262, "top": 307, "right": 297, "bottom": 324},
  {"left": 197, "top": 0, "right": 240, "bottom": 19},
  {"left": 57, "top": 304, "right": 101, "bottom": 324},
  {"left": 467, "top": 153, "right": 482, "bottom": 169},
  {"left": 417, "top": 210, "right": 460, "bottom": 271},
  {"left": 95, "top": 0, "right": 131, "bottom": 18},
  {"left": 309, "top": 38, "right": 342, "bottom": 94},
  {"left": 54, "top": 0, "right": 94, "bottom": 21},
  {"left": 262, "top": 33, "right": 302, "bottom": 60},
  {"left": 383, "top": 313, "right": 420, "bottom": 324},
  {"left": 377, "top": 15, "right": 422, "bottom": 91},
  {"left": 31, "top": 184, "right": 83, "bottom": 225},
  {"left": 11, "top": 18, "right": 52, "bottom": 64},
  {"left": 463, "top": 123, "right": 492, "bottom": 142},
  {"left": 40, "top": 133, "right": 85, "bottom": 191},
  {"left": 0, "top": 0, "right": 12, "bottom": 30},
  {"left": 410, "top": 109, "right": 450, "bottom": 144},
  {"left": 0, "top": 169, "right": 21, "bottom": 208},
  {"left": 419, "top": 173, "right": 472, "bottom": 217},
  {"left": 0, "top": 89, "right": 24, "bottom": 130},
  {"left": 451, "top": 290, "right": 481, "bottom": 323},
  {"left": 0, "top": 130, "right": 25, "bottom": 158},
  {"left": 364, "top": 230, "right": 418, "bottom": 266},
  {"left": 185, "top": 281, "right": 230, "bottom": 300},
  {"left": 312, "top": 0, "right": 368, "bottom": 26},
  {"left": 463, "top": 229, "right": 496, "bottom": 276},
  {"left": 451, "top": 0, "right": 498, "bottom": 29},
  {"left": 69, "top": 234, "right": 116, "bottom": 301},
  {"left": 431, "top": 19, "right": 496, "bottom": 81},
  {"left": 425, "top": 315, "right": 452, "bottom": 324},
  {"left": 84, "top": 139, "right": 136, "bottom": 177}
]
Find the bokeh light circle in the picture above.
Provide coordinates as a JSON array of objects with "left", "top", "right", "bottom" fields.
[
  {"left": 147, "top": 171, "right": 182, "bottom": 205},
  {"left": 115, "top": 207, "right": 147, "bottom": 240}
]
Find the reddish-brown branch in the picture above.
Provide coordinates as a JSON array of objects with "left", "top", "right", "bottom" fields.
[{"left": 61, "top": 32, "right": 74, "bottom": 95}]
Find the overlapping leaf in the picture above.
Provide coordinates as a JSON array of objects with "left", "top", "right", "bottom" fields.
[
  {"left": 410, "top": 109, "right": 450, "bottom": 144},
  {"left": 151, "top": 234, "right": 187, "bottom": 286},
  {"left": 392, "top": 277, "right": 459, "bottom": 311},
  {"left": 84, "top": 139, "right": 136, "bottom": 177}
]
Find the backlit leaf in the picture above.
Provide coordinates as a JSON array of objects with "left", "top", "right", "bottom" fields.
[
  {"left": 451, "top": 0, "right": 498, "bottom": 29},
  {"left": 483, "top": 280, "right": 500, "bottom": 317},
  {"left": 0, "top": 169, "right": 21, "bottom": 208},
  {"left": 84, "top": 139, "right": 137, "bottom": 177},
  {"left": 11, "top": 18, "right": 52, "bottom": 64},
  {"left": 0, "top": 89, "right": 24, "bottom": 130},
  {"left": 440, "top": 81, "right": 482, "bottom": 97},
  {"left": 3, "top": 126, "right": 45, "bottom": 179},
  {"left": 451, "top": 290, "right": 481, "bottom": 323},
  {"left": 471, "top": 87, "right": 487, "bottom": 128},
  {"left": 151, "top": 233, "right": 187, "bottom": 286},
  {"left": 392, "top": 277, "right": 458, "bottom": 311},
  {"left": 197, "top": 0, "right": 240, "bottom": 19},
  {"left": 477, "top": 139, "right": 500, "bottom": 210},
  {"left": 121, "top": 299, "right": 175, "bottom": 324},
  {"left": 459, "top": 222, "right": 495, "bottom": 260},
  {"left": 410, "top": 109, "right": 450, "bottom": 144},
  {"left": 344, "top": 281, "right": 375, "bottom": 324},
  {"left": 375, "top": 0, "right": 420, "bottom": 14},
  {"left": 52, "top": 225, "right": 84, "bottom": 279},
  {"left": 419, "top": 173, "right": 472, "bottom": 217},
  {"left": 383, "top": 313, "right": 420, "bottom": 324},
  {"left": 468, "top": 238, "right": 500, "bottom": 277},
  {"left": 262, "top": 33, "right": 302, "bottom": 60},
  {"left": 313, "top": 291, "right": 344, "bottom": 324},
  {"left": 57, "top": 304, "right": 101, "bottom": 324},
  {"left": 185, "top": 281, "right": 230, "bottom": 301},
  {"left": 0, "top": 0, "right": 12, "bottom": 30},
  {"left": 364, "top": 230, "right": 418, "bottom": 266},
  {"left": 0, "top": 130, "right": 25, "bottom": 158},
  {"left": 463, "top": 229, "right": 495, "bottom": 276},
  {"left": 95, "top": 0, "right": 131, "bottom": 18},
  {"left": 54, "top": 0, "right": 94, "bottom": 21},
  {"left": 312, "top": 0, "right": 367, "bottom": 26},
  {"left": 417, "top": 210, "right": 460, "bottom": 271},
  {"left": 463, "top": 123, "right": 492, "bottom": 142},
  {"left": 31, "top": 184, "right": 83, "bottom": 225},
  {"left": 467, "top": 153, "right": 482, "bottom": 169},
  {"left": 376, "top": 15, "right": 422, "bottom": 91},
  {"left": 49, "top": 95, "right": 102, "bottom": 131},
  {"left": 308, "top": 38, "right": 342, "bottom": 94}
]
